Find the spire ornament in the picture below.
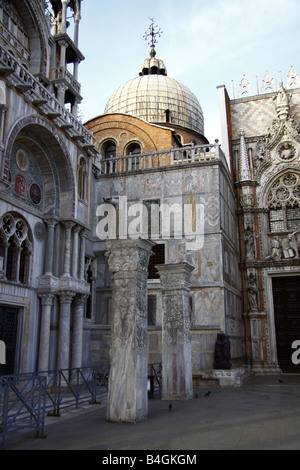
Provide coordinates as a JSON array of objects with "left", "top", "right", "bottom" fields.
[{"left": 143, "top": 18, "right": 163, "bottom": 57}]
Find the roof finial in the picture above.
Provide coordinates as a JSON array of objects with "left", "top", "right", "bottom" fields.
[{"left": 143, "top": 18, "right": 163, "bottom": 57}]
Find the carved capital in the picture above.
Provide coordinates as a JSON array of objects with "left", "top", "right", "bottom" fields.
[
  {"left": 106, "top": 238, "right": 154, "bottom": 275},
  {"left": 156, "top": 262, "right": 194, "bottom": 292},
  {"left": 59, "top": 290, "right": 75, "bottom": 304},
  {"left": 39, "top": 293, "right": 55, "bottom": 306}
]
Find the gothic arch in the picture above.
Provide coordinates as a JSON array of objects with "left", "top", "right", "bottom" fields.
[
  {"left": 260, "top": 167, "right": 300, "bottom": 209},
  {"left": 3, "top": 115, "right": 75, "bottom": 218}
]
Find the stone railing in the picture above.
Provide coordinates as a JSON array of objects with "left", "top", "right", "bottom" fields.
[
  {"left": 0, "top": 45, "right": 96, "bottom": 153},
  {"left": 98, "top": 140, "right": 227, "bottom": 176},
  {"left": 49, "top": 66, "right": 81, "bottom": 94}
]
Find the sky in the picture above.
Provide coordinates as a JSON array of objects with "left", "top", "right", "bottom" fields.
[{"left": 75, "top": 0, "right": 300, "bottom": 145}]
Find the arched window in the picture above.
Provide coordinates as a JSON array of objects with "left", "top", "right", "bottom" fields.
[
  {"left": 102, "top": 141, "right": 116, "bottom": 173},
  {"left": 126, "top": 142, "right": 141, "bottom": 170},
  {"left": 103, "top": 141, "right": 116, "bottom": 159},
  {"left": 267, "top": 173, "right": 300, "bottom": 232},
  {"left": 0, "top": 213, "right": 32, "bottom": 284},
  {"left": 126, "top": 142, "right": 141, "bottom": 156}
]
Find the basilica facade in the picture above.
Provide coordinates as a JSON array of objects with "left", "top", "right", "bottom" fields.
[{"left": 0, "top": 1, "right": 299, "bottom": 382}]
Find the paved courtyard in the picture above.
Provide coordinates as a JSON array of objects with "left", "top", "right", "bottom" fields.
[{"left": 5, "top": 375, "right": 300, "bottom": 451}]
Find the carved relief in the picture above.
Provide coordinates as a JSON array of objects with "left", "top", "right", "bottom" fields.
[
  {"left": 247, "top": 269, "right": 259, "bottom": 312},
  {"left": 277, "top": 142, "right": 297, "bottom": 162},
  {"left": 252, "top": 138, "right": 271, "bottom": 176},
  {"left": 266, "top": 234, "right": 299, "bottom": 260},
  {"left": 244, "top": 214, "right": 255, "bottom": 260}
]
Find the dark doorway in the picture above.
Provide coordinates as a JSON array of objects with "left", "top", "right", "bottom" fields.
[
  {"left": 273, "top": 276, "right": 300, "bottom": 373},
  {"left": 0, "top": 306, "right": 18, "bottom": 375}
]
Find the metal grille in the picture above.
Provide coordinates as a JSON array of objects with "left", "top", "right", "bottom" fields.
[{"left": 0, "top": 307, "right": 18, "bottom": 376}]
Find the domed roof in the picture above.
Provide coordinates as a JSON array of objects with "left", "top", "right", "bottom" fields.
[{"left": 104, "top": 49, "right": 204, "bottom": 136}]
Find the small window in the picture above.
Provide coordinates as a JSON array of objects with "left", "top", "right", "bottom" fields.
[
  {"left": 269, "top": 209, "right": 284, "bottom": 232},
  {"left": 147, "top": 296, "right": 156, "bottom": 326},
  {"left": 148, "top": 243, "right": 165, "bottom": 279},
  {"left": 103, "top": 141, "right": 116, "bottom": 159},
  {"left": 287, "top": 207, "right": 300, "bottom": 231},
  {"left": 126, "top": 143, "right": 141, "bottom": 155}
]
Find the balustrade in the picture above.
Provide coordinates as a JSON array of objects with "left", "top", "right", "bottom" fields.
[
  {"left": 99, "top": 141, "right": 226, "bottom": 176},
  {"left": 0, "top": 45, "right": 93, "bottom": 147}
]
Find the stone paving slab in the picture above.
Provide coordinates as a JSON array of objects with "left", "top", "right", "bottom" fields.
[{"left": 5, "top": 375, "right": 300, "bottom": 451}]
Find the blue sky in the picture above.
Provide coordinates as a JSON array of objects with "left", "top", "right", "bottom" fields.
[{"left": 77, "top": 0, "right": 300, "bottom": 144}]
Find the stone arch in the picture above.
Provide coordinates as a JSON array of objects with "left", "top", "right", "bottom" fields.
[
  {"left": 7, "top": 0, "right": 51, "bottom": 76},
  {"left": 2, "top": 115, "right": 75, "bottom": 218},
  {"left": 260, "top": 167, "right": 300, "bottom": 209}
]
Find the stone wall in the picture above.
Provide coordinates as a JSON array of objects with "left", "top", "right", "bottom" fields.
[{"left": 93, "top": 157, "right": 243, "bottom": 375}]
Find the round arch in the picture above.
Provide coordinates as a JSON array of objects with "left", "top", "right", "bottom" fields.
[
  {"left": 15, "top": 0, "right": 51, "bottom": 76},
  {"left": 2, "top": 115, "right": 76, "bottom": 218}
]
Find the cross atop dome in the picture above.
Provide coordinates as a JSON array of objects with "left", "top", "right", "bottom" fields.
[{"left": 143, "top": 18, "right": 163, "bottom": 58}]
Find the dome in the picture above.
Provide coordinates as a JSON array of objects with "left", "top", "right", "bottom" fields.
[{"left": 104, "top": 52, "right": 204, "bottom": 136}]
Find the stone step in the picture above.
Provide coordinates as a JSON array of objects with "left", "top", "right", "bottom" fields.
[{"left": 192, "top": 374, "right": 220, "bottom": 388}]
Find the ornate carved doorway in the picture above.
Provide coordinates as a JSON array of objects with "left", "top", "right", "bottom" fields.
[{"left": 273, "top": 276, "right": 300, "bottom": 373}]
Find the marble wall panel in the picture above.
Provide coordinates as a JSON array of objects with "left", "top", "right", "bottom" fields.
[{"left": 194, "top": 288, "right": 224, "bottom": 327}]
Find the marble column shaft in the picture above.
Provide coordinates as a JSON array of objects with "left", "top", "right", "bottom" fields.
[
  {"left": 72, "top": 226, "right": 81, "bottom": 278},
  {"left": 156, "top": 263, "right": 194, "bottom": 400},
  {"left": 79, "top": 230, "right": 86, "bottom": 280},
  {"left": 57, "top": 291, "right": 75, "bottom": 371},
  {"left": 44, "top": 219, "right": 57, "bottom": 275},
  {"left": 63, "top": 221, "right": 74, "bottom": 276},
  {"left": 71, "top": 295, "right": 87, "bottom": 369},
  {"left": 38, "top": 294, "right": 54, "bottom": 372},
  {"left": 105, "top": 238, "right": 154, "bottom": 423}
]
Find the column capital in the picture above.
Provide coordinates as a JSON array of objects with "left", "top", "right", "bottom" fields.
[
  {"left": 59, "top": 290, "right": 76, "bottom": 304},
  {"left": 79, "top": 228, "right": 87, "bottom": 238},
  {"left": 74, "top": 294, "right": 89, "bottom": 306},
  {"left": 73, "top": 225, "right": 82, "bottom": 234},
  {"left": 156, "top": 262, "right": 194, "bottom": 291},
  {"left": 62, "top": 220, "right": 75, "bottom": 229},
  {"left": 106, "top": 238, "right": 155, "bottom": 275},
  {"left": 44, "top": 218, "right": 58, "bottom": 228},
  {"left": 39, "top": 293, "right": 55, "bottom": 306}
]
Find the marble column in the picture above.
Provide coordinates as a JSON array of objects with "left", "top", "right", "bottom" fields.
[
  {"left": 44, "top": 219, "right": 57, "bottom": 275},
  {"left": 60, "top": 0, "right": 70, "bottom": 35},
  {"left": 79, "top": 229, "right": 86, "bottom": 280},
  {"left": 62, "top": 221, "right": 74, "bottom": 277},
  {"left": 57, "top": 291, "right": 75, "bottom": 371},
  {"left": 156, "top": 263, "right": 194, "bottom": 400},
  {"left": 72, "top": 225, "right": 81, "bottom": 278},
  {"left": 71, "top": 295, "right": 87, "bottom": 369},
  {"left": 105, "top": 238, "right": 154, "bottom": 423},
  {"left": 38, "top": 294, "right": 54, "bottom": 372}
]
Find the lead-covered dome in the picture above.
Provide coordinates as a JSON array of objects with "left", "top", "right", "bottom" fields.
[{"left": 104, "top": 48, "right": 204, "bottom": 136}]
